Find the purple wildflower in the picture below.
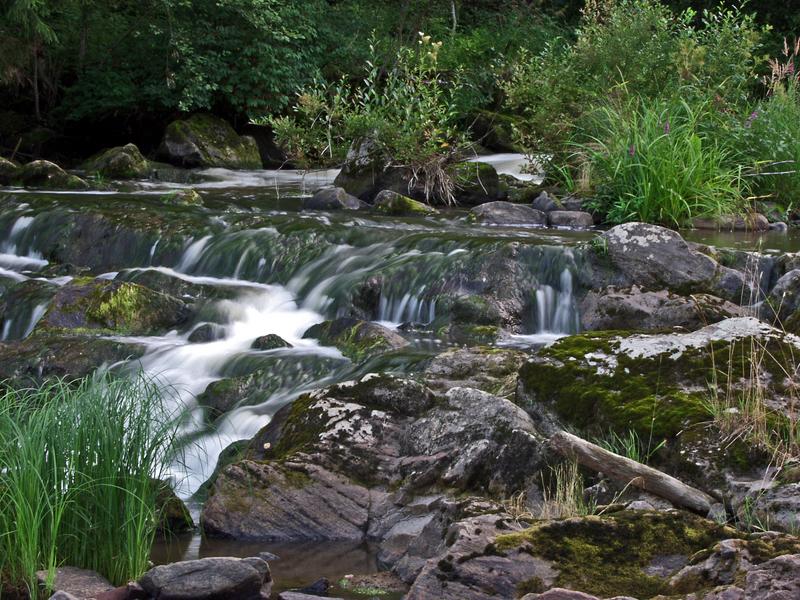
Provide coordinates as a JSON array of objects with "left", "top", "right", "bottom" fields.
[
  {"left": 663, "top": 121, "right": 671, "bottom": 134},
  {"left": 628, "top": 144, "right": 635, "bottom": 157},
  {"left": 745, "top": 110, "right": 759, "bottom": 129}
]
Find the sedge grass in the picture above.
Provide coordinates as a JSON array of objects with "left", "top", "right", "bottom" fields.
[{"left": 0, "top": 374, "right": 182, "bottom": 597}]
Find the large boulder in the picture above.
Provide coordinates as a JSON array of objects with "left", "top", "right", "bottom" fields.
[
  {"left": 139, "top": 557, "right": 271, "bottom": 600},
  {"left": 16, "top": 160, "right": 88, "bottom": 190},
  {"left": 157, "top": 114, "right": 262, "bottom": 170},
  {"left": 39, "top": 279, "right": 189, "bottom": 336},
  {"left": 469, "top": 201, "right": 547, "bottom": 226},
  {"left": 332, "top": 138, "right": 422, "bottom": 202},
  {"left": 303, "top": 317, "right": 409, "bottom": 361},
  {"left": 0, "top": 156, "right": 19, "bottom": 185},
  {"left": 579, "top": 286, "right": 746, "bottom": 331},
  {"left": 82, "top": 143, "right": 150, "bottom": 179},
  {"left": 548, "top": 210, "right": 594, "bottom": 230},
  {"left": 453, "top": 161, "right": 503, "bottom": 206},
  {"left": 37, "top": 567, "right": 114, "bottom": 599},
  {"left": 596, "top": 223, "right": 752, "bottom": 303}
]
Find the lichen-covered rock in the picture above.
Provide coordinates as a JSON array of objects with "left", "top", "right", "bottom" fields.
[
  {"left": 38, "top": 279, "right": 189, "bottom": 335},
  {"left": 580, "top": 286, "right": 746, "bottom": 331},
  {"left": 548, "top": 210, "right": 594, "bottom": 230},
  {"left": 424, "top": 346, "right": 526, "bottom": 395},
  {"left": 374, "top": 189, "right": 437, "bottom": 215},
  {"left": 16, "top": 160, "right": 88, "bottom": 190},
  {"left": 597, "top": 223, "right": 751, "bottom": 303},
  {"left": 516, "top": 318, "right": 800, "bottom": 471},
  {"left": 469, "top": 201, "right": 546, "bottom": 226},
  {"left": 82, "top": 143, "right": 150, "bottom": 179},
  {"left": 304, "top": 187, "right": 364, "bottom": 210},
  {"left": 0, "top": 156, "right": 19, "bottom": 185},
  {"left": 303, "top": 317, "right": 408, "bottom": 361},
  {"left": 453, "top": 161, "right": 503, "bottom": 206},
  {"left": 157, "top": 114, "right": 262, "bottom": 170}
]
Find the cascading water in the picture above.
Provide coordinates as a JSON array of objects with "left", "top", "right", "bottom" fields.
[{"left": 533, "top": 268, "right": 580, "bottom": 335}]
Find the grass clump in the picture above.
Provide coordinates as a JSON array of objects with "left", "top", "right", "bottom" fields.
[{"left": 0, "top": 375, "right": 182, "bottom": 597}]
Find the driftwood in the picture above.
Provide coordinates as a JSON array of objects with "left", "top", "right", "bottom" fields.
[{"left": 549, "top": 430, "right": 716, "bottom": 515}]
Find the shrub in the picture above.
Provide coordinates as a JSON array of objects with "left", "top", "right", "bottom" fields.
[
  {"left": 0, "top": 375, "right": 182, "bottom": 596},
  {"left": 574, "top": 95, "right": 746, "bottom": 226}
]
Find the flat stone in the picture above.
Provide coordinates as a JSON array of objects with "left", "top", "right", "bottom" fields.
[
  {"left": 548, "top": 210, "right": 594, "bottom": 229},
  {"left": 37, "top": 567, "right": 114, "bottom": 599},
  {"left": 470, "top": 201, "right": 547, "bottom": 225},
  {"left": 139, "top": 557, "right": 268, "bottom": 600}
]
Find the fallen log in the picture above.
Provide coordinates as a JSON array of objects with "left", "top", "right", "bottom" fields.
[{"left": 549, "top": 430, "right": 716, "bottom": 515}]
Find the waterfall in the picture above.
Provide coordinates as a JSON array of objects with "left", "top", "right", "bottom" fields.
[{"left": 534, "top": 268, "right": 580, "bottom": 335}]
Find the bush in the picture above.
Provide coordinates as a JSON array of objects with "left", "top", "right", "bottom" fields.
[
  {"left": 0, "top": 375, "right": 182, "bottom": 596},
  {"left": 268, "top": 34, "right": 467, "bottom": 201},
  {"left": 574, "top": 95, "right": 746, "bottom": 226}
]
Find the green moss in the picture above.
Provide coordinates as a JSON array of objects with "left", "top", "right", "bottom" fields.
[
  {"left": 516, "top": 577, "right": 545, "bottom": 595},
  {"left": 160, "top": 189, "right": 202, "bottom": 206},
  {"left": 374, "top": 191, "right": 438, "bottom": 216},
  {"left": 496, "top": 511, "right": 735, "bottom": 598},
  {"left": 263, "top": 394, "right": 324, "bottom": 460},
  {"left": 87, "top": 283, "right": 151, "bottom": 332}
]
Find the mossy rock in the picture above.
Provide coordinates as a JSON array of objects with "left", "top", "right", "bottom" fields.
[
  {"left": 303, "top": 317, "right": 409, "bottom": 362},
  {"left": 15, "top": 160, "right": 89, "bottom": 190},
  {"left": 160, "top": 188, "right": 203, "bottom": 206},
  {"left": 0, "top": 156, "right": 19, "bottom": 185},
  {"left": 39, "top": 279, "right": 189, "bottom": 336},
  {"left": 157, "top": 113, "right": 262, "bottom": 170},
  {"left": 83, "top": 143, "right": 150, "bottom": 179},
  {"left": 452, "top": 161, "right": 502, "bottom": 206},
  {"left": 155, "top": 480, "right": 194, "bottom": 534},
  {"left": 516, "top": 318, "right": 800, "bottom": 442},
  {"left": 374, "top": 189, "right": 438, "bottom": 216},
  {"left": 494, "top": 510, "right": 738, "bottom": 598},
  {"left": 251, "top": 334, "right": 291, "bottom": 350}
]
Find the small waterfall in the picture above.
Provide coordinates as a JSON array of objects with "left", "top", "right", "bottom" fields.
[
  {"left": 377, "top": 290, "right": 437, "bottom": 326},
  {"left": 534, "top": 268, "right": 580, "bottom": 335}
]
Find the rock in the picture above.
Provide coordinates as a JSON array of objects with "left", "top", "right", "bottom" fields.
[
  {"left": 532, "top": 191, "right": 560, "bottom": 212},
  {"left": 333, "top": 137, "right": 422, "bottom": 202},
  {"left": 304, "top": 187, "right": 364, "bottom": 210},
  {"left": 516, "top": 317, "right": 800, "bottom": 483},
  {"left": 83, "top": 143, "right": 150, "bottom": 179},
  {"left": 743, "top": 553, "right": 800, "bottom": 599},
  {"left": 278, "top": 593, "right": 344, "bottom": 600},
  {"left": 48, "top": 592, "right": 80, "bottom": 600},
  {"left": 139, "top": 557, "right": 270, "bottom": 600},
  {"left": 469, "top": 201, "right": 547, "bottom": 226},
  {"left": 303, "top": 317, "right": 408, "bottom": 361},
  {"left": 692, "top": 213, "right": 770, "bottom": 232},
  {"left": 37, "top": 566, "right": 114, "bottom": 598},
  {"left": 161, "top": 188, "right": 203, "bottom": 206},
  {"left": 39, "top": 279, "right": 189, "bottom": 336},
  {"left": 188, "top": 323, "right": 226, "bottom": 343},
  {"left": 749, "top": 483, "right": 800, "bottom": 533},
  {"left": 764, "top": 269, "right": 800, "bottom": 322},
  {"left": 0, "top": 156, "right": 19, "bottom": 185},
  {"left": 561, "top": 196, "right": 587, "bottom": 212},
  {"left": 16, "top": 160, "right": 89, "bottom": 190},
  {"left": 579, "top": 286, "right": 746, "bottom": 331},
  {"left": 0, "top": 332, "right": 145, "bottom": 386},
  {"left": 157, "top": 113, "right": 262, "bottom": 170},
  {"left": 453, "top": 161, "right": 503, "bottom": 206},
  {"left": 548, "top": 210, "right": 594, "bottom": 230},
  {"left": 251, "top": 333, "right": 292, "bottom": 350},
  {"left": 295, "top": 577, "right": 330, "bottom": 595},
  {"left": 599, "top": 223, "right": 751, "bottom": 302},
  {"left": 524, "top": 590, "right": 601, "bottom": 600},
  {"left": 156, "top": 480, "right": 194, "bottom": 534},
  {"left": 374, "top": 189, "right": 438, "bottom": 215},
  {"left": 424, "top": 346, "right": 527, "bottom": 395}
]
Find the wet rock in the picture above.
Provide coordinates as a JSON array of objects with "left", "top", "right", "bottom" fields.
[
  {"left": 156, "top": 480, "right": 194, "bottom": 535},
  {"left": 303, "top": 317, "right": 408, "bottom": 361},
  {"left": 469, "top": 201, "right": 547, "bottom": 226},
  {"left": 548, "top": 210, "right": 594, "bottom": 230},
  {"left": 764, "top": 269, "right": 800, "bottom": 322},
  {"left": 579, "top": 286, "right": 746, "bottom": 331},
  {"left": 139, "top": 556, "right": 270, "bottom": 600},
  {"left": 17, "top": 160, "right": 89, "bottom": 190},
  {"left": 160, "top": 188, "right": 203, "bottom": 206},
  {"left": 374, "top": 189, "right": 437, "bottom": 215},
  {"left": 0, "top": 332, "right": 145, "bottom": 386},
  {"left": 251, "top": 333, "right": 292, "bottom": 350},
  {"left": 39, "top": 279, "right": 189, "bottom": 336},
  {"left": 0, "top": 156, "right": 19, "bottom": 185},
  {"left": 692, "top": 213, "right": 770, "bottom": 232},
  {"left": 188, "top": 323, "right": 226, "bottom": 343},
  {"left": 424, "top": 346, "right": 526, "bottom": 395},
  {"left": 522, "top": 590, "right": 601, "bottom": 600},
  {"left": 304, "top": 187, "right": 364, "bottom": 210},
  {"left": 337, "top": 572, "right": 407, "bottom": 596},
  {"left": 333, "top": 138, "right": 422, "bottom": 202},
  {"left": 83, "top": 143, "right": 150, "bottom": 179},
  {"left": 279, "top": 593, "right": 344, "bottom": 600},
  {"left": 37, "top": 566, "right": 114, "bottom": 599},
  {"left": 116, "top": 270, "right": 238, "bottom": 303},
  {"left": 532, "top": 191, "right": 560, "bottom": 213},
  {"left": 598, "top": 223, "right": 751, "bottom": 302},
  {"left": 750, "top": 483, "right": 800, "bottom": 533},
  {"left": 157, "top": 114, "right": 262, "bottom": 170},
  {"left": 453, "top": 161, "right": 503, "bottom": 206}
]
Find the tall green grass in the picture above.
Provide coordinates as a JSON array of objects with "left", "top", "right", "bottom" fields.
[
  {"left": 575, "top": 96, "right": 746, "bottom": 227},
  {"left": 0, "top": 375, "right": 182, "bottom": 597}
]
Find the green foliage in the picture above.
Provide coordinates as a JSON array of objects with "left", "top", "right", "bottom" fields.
[
  {"left": 595, "top": 429, "right": 666, "bottom": 464},
  {"left": 269, "top": 34, "right": 466, "bottom": 171},
  {"left": 0, "top": 375, "right": 182, "bottom": 595},
  {"left": 575, "top": 96, "right": 746, "bottom": 226}
]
